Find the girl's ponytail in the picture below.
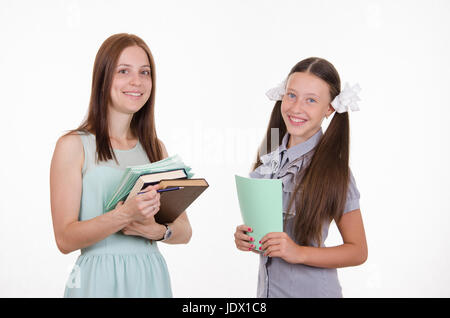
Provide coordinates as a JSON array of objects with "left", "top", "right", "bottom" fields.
[
  {"left": 290, "top": 111, "right": 349, "bottom": 246},
  {"left": 252, "top": 100, "right": 286, "bottom": 171}
]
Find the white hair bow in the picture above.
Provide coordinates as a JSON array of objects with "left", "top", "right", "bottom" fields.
[
  {"left": 265, "top": 79, "right": 362, "bottom": 113},
  {"left": 265, "top": 79, "right": 287, "bottom": 101},
  {"left": 331, "top": 82, "right": 361, "bottom": 113}
]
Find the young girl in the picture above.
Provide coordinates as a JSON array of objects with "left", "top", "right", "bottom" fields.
[
  {"left": 50, "top": 33, "right": 192, "bottom": 297},
  {"left": 234, "top": 57, "right": 367, "bottom": 297}
]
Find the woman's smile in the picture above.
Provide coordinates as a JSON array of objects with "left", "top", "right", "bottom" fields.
[{"left": 122, "top": 90, "right": 144, "bottom": 99}]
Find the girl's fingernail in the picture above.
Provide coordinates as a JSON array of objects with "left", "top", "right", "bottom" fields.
[
  {"left": 248, "top": 247, "right": 252, "bottom": 251},
  {"left": 248, "top": 227, "right": 252, "bottom": 232},
  {"left": 250, "top": 237, "right": 254, "bottom": 242},
  {"left": 250, "top": 244, "right": 254, "bottom": 248},
  {"left": 259, "top": 247, "right": 262, "bottom": 250},
  {"left": 259, "top": 241, "right": 261, "bottom": 244}
]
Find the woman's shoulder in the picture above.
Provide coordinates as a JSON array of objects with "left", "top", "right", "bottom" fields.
[
  {"left": 53, "top": 131, "right": 85, "bottom": 170},
  {"left": 57, "top": 131, "right": 83, "bottom": 150}
]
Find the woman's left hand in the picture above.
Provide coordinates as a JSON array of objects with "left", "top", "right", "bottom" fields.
[
  {"left": 122, "top": 217, "right": 165, "bottom": 241},
  {"left": 260, "top": 232, "right": 303, "bottom": 264}
]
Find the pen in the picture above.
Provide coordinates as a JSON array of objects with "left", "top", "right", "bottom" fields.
[{"left": 137, "top": 187, "right": 184, "bottom": 195}]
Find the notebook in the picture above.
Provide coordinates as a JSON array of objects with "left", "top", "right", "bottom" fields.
[{"left": 235, "top": 175, "right": 283, "bottom": 251}]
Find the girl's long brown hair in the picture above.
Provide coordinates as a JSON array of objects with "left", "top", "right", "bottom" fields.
[
  {"left": 65, "top": 33, "right": 163, "bottom": 164},
  {"left": 253, "top": 57, "right": 350, "bottom": 246}
]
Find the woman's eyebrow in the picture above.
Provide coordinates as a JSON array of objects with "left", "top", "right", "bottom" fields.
[{"left": 117, "top": 64, "right": 151, "bottom": 68}]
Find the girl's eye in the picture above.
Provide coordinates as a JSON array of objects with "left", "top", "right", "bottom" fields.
[
  {"left": 118, "top": 69, "right": 128, "bottom": 74},
  {"left": 287, "top": 93, "right": 296, "bottom": 99},
  {"left": 307, "top": 98, "right": 316, "bottom": 103},
  {"left": 141, "top": 70, "right": 150, "bottom": 76}
]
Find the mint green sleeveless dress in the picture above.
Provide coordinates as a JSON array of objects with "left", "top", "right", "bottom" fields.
[{"left": 64, "top": 131, "right": 172, "bottom": 298}]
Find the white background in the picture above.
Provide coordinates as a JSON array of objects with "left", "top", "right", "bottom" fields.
[{"left": 0, "top": 0, "right": 449, "bottom": 297}]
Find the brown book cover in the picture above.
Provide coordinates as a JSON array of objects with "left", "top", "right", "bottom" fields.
[{"left": 155, "top": 178, "right": 209, "bottom": 224}]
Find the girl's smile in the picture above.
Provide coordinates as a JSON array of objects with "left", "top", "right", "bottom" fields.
[{"left": 286, "top": 114, "right": 308, "bottom": 126}]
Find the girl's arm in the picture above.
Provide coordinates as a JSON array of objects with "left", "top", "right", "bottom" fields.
[
  {"left": 50, "top": 134, "right": 160, "bottom": 254},
  {"left": 260, "top": 209, "right": 368, "bottom": 268}
]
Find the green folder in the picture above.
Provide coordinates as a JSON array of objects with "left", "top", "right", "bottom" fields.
[{"left": 235, "top": 175, "right": 283, "bottom": 251}]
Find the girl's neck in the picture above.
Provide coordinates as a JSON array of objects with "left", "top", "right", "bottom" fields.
[{"left": 287, "top": 128, "right": 321, "bottom": 149}]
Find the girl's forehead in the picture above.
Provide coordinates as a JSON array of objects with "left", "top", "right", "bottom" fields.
[{"left": 286, "top": 72, "right": 329, "bottom": 96}]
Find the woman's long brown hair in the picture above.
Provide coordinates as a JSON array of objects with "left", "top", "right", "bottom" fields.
[
  {"left": 64, "top": 33, "right": 163, "bottom": 164},
  {"left": 253, "top": 57, "right": 350, "bottom": 247}
]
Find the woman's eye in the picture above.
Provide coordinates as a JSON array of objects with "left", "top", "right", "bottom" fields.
[{"left": 141, "top": 70, "right": 150, "bottom": 75}]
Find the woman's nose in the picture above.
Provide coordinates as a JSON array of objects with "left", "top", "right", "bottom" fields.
[{"left": 129, "top": 73, "right": 142, "bottom": 86}]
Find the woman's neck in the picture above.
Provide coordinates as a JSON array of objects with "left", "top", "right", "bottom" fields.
[{"left": 107, "top": 106, "right": 135, "bottom": 141}]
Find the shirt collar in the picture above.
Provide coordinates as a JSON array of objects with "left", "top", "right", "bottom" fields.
[{"left": 281, "top": 128, "right": 323, "bottom": 163}]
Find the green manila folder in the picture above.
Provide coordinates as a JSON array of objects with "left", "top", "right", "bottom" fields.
[{"left": 235, "top": 175, "right": 283, "bottom": 251}]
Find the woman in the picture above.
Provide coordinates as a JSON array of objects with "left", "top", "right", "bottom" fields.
[{"left": 50, "top": 33, "right": 192, "bottom": 297}]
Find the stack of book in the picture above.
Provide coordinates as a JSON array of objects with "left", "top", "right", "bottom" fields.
[{"left": 105, "top": 155, "right": 208, "bottom": 223}]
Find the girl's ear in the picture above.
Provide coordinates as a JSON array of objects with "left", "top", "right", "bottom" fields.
[{"left": 326, "top": 104, "right": 335, "bottom": 118}]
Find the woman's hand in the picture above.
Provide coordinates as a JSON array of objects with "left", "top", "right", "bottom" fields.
[
  {"left": 234, "top": 224, "right": 258, "bottom": 252},
  {"left": 115, "top": 184, "right": 161, "bottom": 223},
  {"left": 259, "top": 232, "right": 303, "bottom": 264},
  {"left": 121, "top": 217, "right": 166, "bottom": 241}
]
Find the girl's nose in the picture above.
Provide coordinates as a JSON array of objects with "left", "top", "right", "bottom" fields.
[{"left": 291, "top": 99, "right": 306, "bottom": 112}]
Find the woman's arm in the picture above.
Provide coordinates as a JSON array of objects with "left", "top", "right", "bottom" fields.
[
  {"left": 123, "top": 211, "right": 192, "bottom": 244},
  {"left": 50, "top": 134, "right": 160, "bottom": 254},
  {"left": 260, "top": 209, "right": 368, "bottom": 268}
]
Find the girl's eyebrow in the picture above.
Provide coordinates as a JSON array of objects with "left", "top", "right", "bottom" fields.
[
  {"left": 286, "top": 87, "right": 320, "bottom": 98},
  {"left": 117, "top": 64, "right": 151, "bottom": 68},
  {"left": 286, "top": 87, "right": 298, "bottom": 93}
]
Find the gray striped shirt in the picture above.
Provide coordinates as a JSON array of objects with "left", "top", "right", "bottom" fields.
[{"left": 249, "top": 128, "right": 360, "bottom": 297}]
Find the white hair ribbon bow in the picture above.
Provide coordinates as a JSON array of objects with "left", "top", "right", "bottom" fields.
[
  {"left": 265, "top": 79, "right": 287, "bottom": 101},
  {"left": 331, "top": 82, "right": 361, "bottom": 113}
]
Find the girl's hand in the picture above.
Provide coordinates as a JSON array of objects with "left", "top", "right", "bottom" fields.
[
  {"left": 234, "top": 224, "right": 258, "bottom": 252},
  {"left": 115, "top": 184, "right": 161, "bottom": 223},
  {"left": 260, "top": 232, "right": 304, "bottom": 264}
]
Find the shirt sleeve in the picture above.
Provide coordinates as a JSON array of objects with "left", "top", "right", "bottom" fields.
[{"left": 343, "top": 168, "right": 361, "bottom": 214}]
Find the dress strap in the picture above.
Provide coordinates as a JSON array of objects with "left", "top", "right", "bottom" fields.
[{"left": 77, "top": 131, "right": 96, "bottom": 175}]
